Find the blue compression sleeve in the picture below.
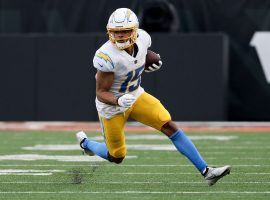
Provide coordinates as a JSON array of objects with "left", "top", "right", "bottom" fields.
[
  {"left": 170, "top": 130, "right": 207, "bottom": 173},
  {"left": 83, "top": 139, "right": 108, "bottom": 160}
]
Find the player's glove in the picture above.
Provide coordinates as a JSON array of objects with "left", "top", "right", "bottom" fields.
[
  {"left": 145, "top": 54, "right": 162, "bottom": 73},
  {"left": 117, "top": 94, "right": 136, "bottom": 108}
]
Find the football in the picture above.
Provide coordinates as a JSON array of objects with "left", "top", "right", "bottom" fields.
[{"left": 145, "top": 50, "right": 161, "bottom": 70}]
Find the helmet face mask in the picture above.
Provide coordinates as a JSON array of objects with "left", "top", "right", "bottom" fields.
[
  {"left": 107, "top": 8, "right": 139, "bottom": 50},
  {"left": 107, "top": 28, "right": 138, "bottom": 50}
]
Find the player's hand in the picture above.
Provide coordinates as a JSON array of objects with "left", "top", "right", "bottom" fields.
[
  {"left": 145, "top": 59, "right": 162, "bottom": 73},
  {"left": 117, "top": 94, "right": 136, "bottom": 108}
]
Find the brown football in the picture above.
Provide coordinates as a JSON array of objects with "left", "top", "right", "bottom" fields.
[{"left": 145, "top": 50, "right": 161, "bottom": 70}]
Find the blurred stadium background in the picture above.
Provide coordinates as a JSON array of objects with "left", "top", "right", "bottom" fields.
[
  {"left": 1, "top": 0, "right": 270, "bottom": 121},
  {"left": 1, "top": 1, "right": 270, "bottom": 199}
]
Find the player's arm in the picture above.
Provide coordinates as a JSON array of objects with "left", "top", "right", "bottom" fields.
[
  {"left": 96, "top": 70, "right": 136, "bottom": 107},
  {"left": 96, "top": 70, "right": 118, "bottom": 105}
]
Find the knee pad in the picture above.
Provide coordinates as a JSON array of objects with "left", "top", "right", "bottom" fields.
[{"left": 107, "top": 153, "right": 125, "bottom": 164}]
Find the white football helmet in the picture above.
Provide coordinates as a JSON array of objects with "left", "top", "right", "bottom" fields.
[{"left": 107, "top": 8, "right": 139, "bottom": 50}]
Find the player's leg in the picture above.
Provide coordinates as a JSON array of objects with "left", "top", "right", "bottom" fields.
[
  {"left": 100, "top": 113, "right": 129, "bottom": 164},
  {"left": 77, "top": 112, "right": 129, "bottom": 164},
  {"left": 130, "top": 92, "right": 207, "bottom": 173},
  {"left": 161, "top": 121, "right": 208, "bottom": 174},
  {"left": 76, "top": 131, "right": 107, "bottom": 159},
  {"left": 162, "top": 121, "right": 231, "bottom": 185},
  {"left": 129, "top": 92, "right": 171, "bottom": 130},
  {"left": 130, "top": 92, "right": 230, "bottom": 185}
]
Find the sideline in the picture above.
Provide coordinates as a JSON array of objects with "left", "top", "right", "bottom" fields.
[{"left": 0, "top": 121, "right": 270, "bottom": 132}]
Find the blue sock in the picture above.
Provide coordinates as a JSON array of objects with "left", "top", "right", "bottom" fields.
[
  {"left": 83, "top": 139, "right": 108, "bottom": 160},
  {"left": 169, "top": 130, "right": 207, "bottom": 174}
]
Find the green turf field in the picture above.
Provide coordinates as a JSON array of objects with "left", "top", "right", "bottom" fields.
[{"left": 0, "top": 131, "right": 269, "bottom": 200}]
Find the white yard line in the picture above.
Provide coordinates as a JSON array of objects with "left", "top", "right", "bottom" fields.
[
  {"left": 201, "top": 152, "right": 270, "bottom": 155},
  {"left": 0, "top": 164, "right": 269, "bottom": 167},
  {"left": 0, "top": 173, "right": 53, "bottom": 176},
  {"left": 22, "top": 144, "right": 270, "bottom": 151},
  {"left": 0, "top": 170, "right": 269, "bottom": 175},
  {"left": 145, "top": 156, "right": 270, "bottom": 160},
  {"left": 0, "top": 191, "right": 270, "bottom": 194},
  {"left": 1, "top": 181, "right": 270, "bottom": 184},
  {"left": 0, "top": 154, "right": 137, "bottom": 162},
  {"left": 200, "top": 146, "right": 270, "bottom": 149},
  {"left": 231, "top": 157, "right": 270, "bottom": 160},
  {"left": 96, "top": 164, "right": 270, "bottom": 167},
  {"left": 65, "top": 172, "right": 190, "bottom": 175},
  {"left": 0, "top": 169, "right": 64, "bottom": 173},
  {"left": 65, "top": 172, "right": 270, "bottom": 175},
  {"left": 0, "top": 169, "right": 65, "bottom": 176},
  {"left": 89, "top": 135, "right": 238, "bottom": 141}
]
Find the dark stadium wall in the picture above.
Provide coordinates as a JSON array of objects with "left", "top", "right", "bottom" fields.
[
  {"left": 0, "top": 36, "right": 36, "bottom": 120},
  {"left": 1, "top": 0, "right": 269, "bottom": 120},
  {"left": 0, "top": 34, "right": 228, "bottom": 121}
]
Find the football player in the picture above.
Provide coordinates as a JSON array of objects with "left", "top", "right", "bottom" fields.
[{"left": 76, "top": 8, "right": 231, "bottom": 186}]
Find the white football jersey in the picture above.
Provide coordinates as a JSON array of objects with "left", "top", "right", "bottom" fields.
[{"left": 93, "top": 29, "right": 151, "bottom": 119}]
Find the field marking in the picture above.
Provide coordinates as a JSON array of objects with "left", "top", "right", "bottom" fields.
[
  {"left": 1, "top": 181, "right": 270, "bottom": 184},
  {"left": 202, "top": 152, "right": 270, "bottom": 155},
  {"left": 64, "top": 172, "right": 270, "bottom": 175},
  {"left": 19, "top": 144, "right": 177, "bottom": 151},
  {"left": 22, "top": 144, "right": 270, "bottom": 151},
  {"left": 98, "top": 164, "right": 270, "bottom": 167},
  {"left": 0, "top": 191, "right": 270, "bottom": 194},
  {"left": 231, "top": 157, "right": 270, "bottom": 160},
  {"left": 0, "top": 169, "right": 269, "bottom": 176},
  {"left": 201, "top": 146, "right": 270, "bottom": 149},
  {"left": 0, "top": 169, "right": 64, "bottom": 172},
  {"left": 66, "top": 172, "right": 194, "bottom": 175},
  {"left": 0, "top": 154, "right": 137, "bottom": 162},
  {"left": 0, "top": 164, "right": 269, "bottom": 167},
  {"left": 144, "top": 156, "right": 270, "bottom": 160},
  {"left": 90, "top": 135, "right": 238, "bottom": 141},
  {"left": 0, "top": 169, "right": 65, "bottom": 176},
  {"left": 0, "top": 173, "right": 52, "bottom": 176},
  {"left": 0, "top": 169, "right": 64, "bottom": 173}
]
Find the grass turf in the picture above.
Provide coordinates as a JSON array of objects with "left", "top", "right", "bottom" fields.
[{"left": 0, "top": 131, "right": 269, "bottom": 200}]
